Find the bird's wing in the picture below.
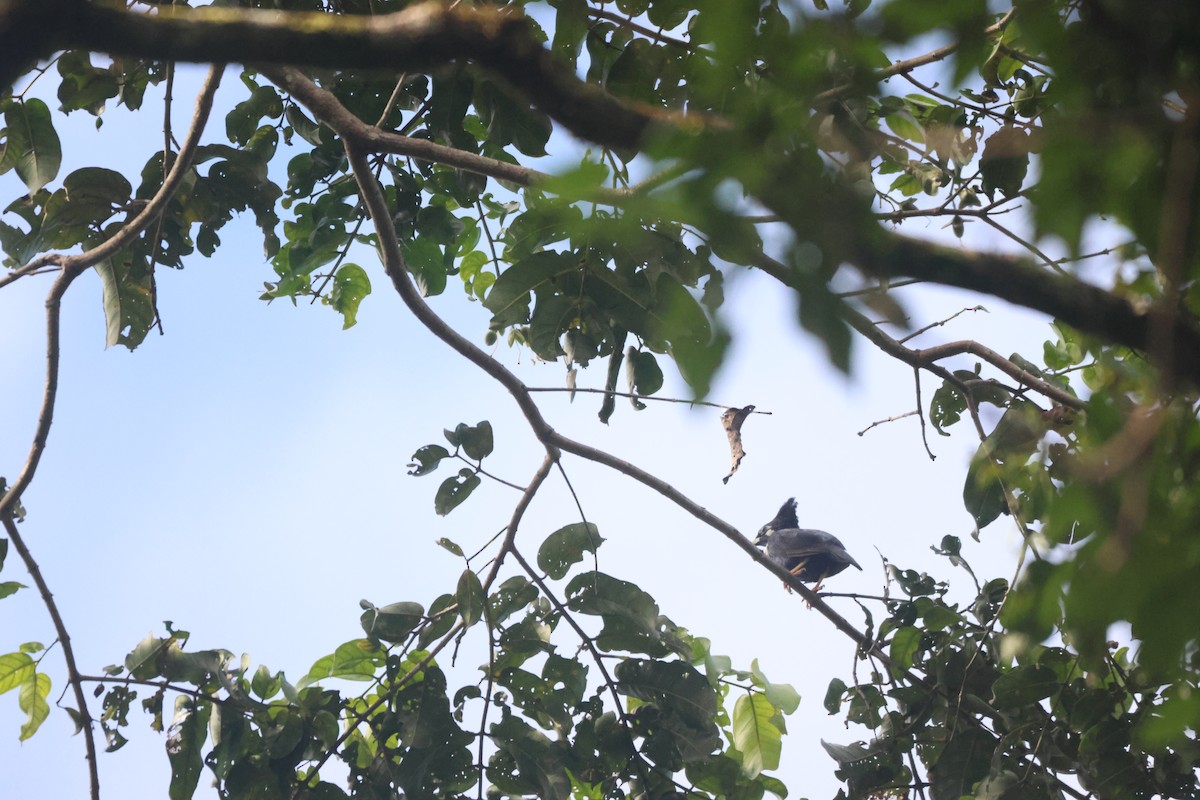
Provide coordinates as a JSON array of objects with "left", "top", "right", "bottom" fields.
[{"left": 770, "top": 528, "right": 862, "bottom": 570}]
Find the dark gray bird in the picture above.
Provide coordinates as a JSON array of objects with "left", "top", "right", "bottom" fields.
[{"left": 755, "top": 497, "right": 862, "bottom": 591}]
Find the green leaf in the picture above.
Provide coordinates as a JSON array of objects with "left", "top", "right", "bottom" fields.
[
  {"left": 456, "top": 569, "right": 485, "bottom": 628},
  {"left": 408, "top": 444, "right": 451, "bottom": 477},
  {"left": 359, "top": 599, "right": 425, "bottom": 643},
  {"left": 889, "top": 625, "right": 922, "bottom": 672},
  {"left": 402, "top": 236, "right": 448, "bottom": 297},
  {"left": 444, "top": 421, "right": 494, "bottom": 461},
  {"left": 672, "top": 325, "right": 731, "bottom": 400},
  {"left": 418, "top": 593, "right": 460, "bottom": 649},
  {"left": 95, "top": 252, "right": 155, "bottom": 350},
  {"left": 565, "top": 572, "right": 687, "bottom": 657},
  {"left": 250, "top": 665, "right": 282, "bottom": 699},
  {"left": 537, "top": 522, "right": 604, "bottom": 579},
  {"left": 0, "top": 651, "right": 34, "bottom": 694},
  {"left": 55, "top": 51, "right": 120, "bottom": 115},
  {"left": 434, "top": 469, "right": 481, "bottom": 516},
  {"left": 884, "top": 108, "right": 925, "bottom": 143},
  {"left": 225, "top": 84, "right": 284, "bottom": 146},
  {"left": 929, "top": 379, "right": 967, "bottom": 435},
  {"left": 302, "top": 638, "right": 385, "bottom": 686},
  {"left": 4, "top": 99, "right": 62, "bottom": 193},
  {"left": 980, "top": 126, "right": 1030, "bottom": 199},
  {"left": 823, "top": 678, "right": 848, "bottom": 714},
  {"left": 615, "top": 658, "right": 721, "bottom": 768},
  {"left": 284, "top": 104, "right": 323, "bottom": 146},
  {"left": 476, "top": 81, "right": 552, "bottom": 157},
  {"left": 329, "top": 263, "right": 371, "bottom": 329},
  {"left": 429, "top": 71, "right": 474, "bottom": 139},
  {"left": 549, "top": 0, "right": 590, "bottom": 65},
  {"left": 166, "top": 696, "right": 211, "bottom": 800},
  {"left": 436, "top": 537, "right": 464, "bottom": 557},
  {"left": 750, "top": 659, "right": 801, "bottom": 714},
  {"left": 18, "top": 671, "right": 50, "bottom": 741},
  {"left": 626, "top": 349, "right": 664, "bottom": 397},
  {"left": 63, "top": 167, "right": 132, "bottom": 216},
  {"left": 490, "top": 715, "right": 571, "bottom": 800},
  {"left": 991, "top": 664, "right": 1059, "bottom": 709},
  {"left": 963, "top": 451, "right": 1006, "bottom": 530},
  {"left": 796, "top": 271, "right": 852, "bottom": 373},
  {"left": 489, "top": 576, "right": 539, "bottom": 624},
  {"left": 483, "top": 251, "right": 578, "bottom": 325},
  {"left": 928, "top": 727, "right": 995, "bottom": 800},
  {"left": 0, "top": 581, "right": 26, "bottom": 599},
  {"left": 733, "top": 693, "right": 782, "bottom": 778}
]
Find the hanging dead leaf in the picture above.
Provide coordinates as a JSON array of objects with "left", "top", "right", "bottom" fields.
[{"left": 721, "top": 404, "right": 756, "bottom": 484}]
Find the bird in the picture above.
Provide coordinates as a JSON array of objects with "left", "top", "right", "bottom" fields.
[{"left": 754, "top": 497, "right": 862, "bottom": 593}]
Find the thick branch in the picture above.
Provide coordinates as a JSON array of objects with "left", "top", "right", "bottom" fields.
[
  {"left": 913, "top": 339, "right": 1083, "bottom": 409},
  {"left": 342, "top": 140, "right": 561, "bottom": 451},
  {"left": 42, "top": 1, "right": 694, "bottom": 150},
  {"left": 480, "top": 455, "right": 555, "bottom": 593},
  {"left": 857, "top": 234, "right": 1200, "bottom": 384},
  {"left": 17, "top": 0, "right": 1199, "bottom": 384},
  {"left": 3, "top": 514, "right": 99, "bottom": 800}
]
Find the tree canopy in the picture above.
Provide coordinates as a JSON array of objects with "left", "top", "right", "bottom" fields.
[{"left": 2, "top": 1, "right": 1200, "bottom": 799}]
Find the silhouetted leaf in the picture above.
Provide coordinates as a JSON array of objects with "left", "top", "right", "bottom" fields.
[
  {"left": 4, "top": 99, "right": 61, "bottom": 194},
  {"left": 537, "top": 522, "right": 603, "bottom": 579}
]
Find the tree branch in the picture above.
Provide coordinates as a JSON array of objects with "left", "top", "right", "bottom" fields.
[
  {"left": 2, "top": 515, "right": 99, "bottom": 800},
  {"left": 26, "top": 0, "right": 1200, "bottom": 386},
  {"left": 854, "top": 233, "right": 1200, "bottom": 385},
  {"left": 44, "top": 1, "right": 707, "bottom": 150},
  {"left": 0, "top": 65, "right": 222, "bottom": 521},
  {"left": 0, "top": 68, "right": 222, "bottom": 800},
  {"left": 265, "top": 67, "right": 559, "bottom": 191},
  {"left": 813, "top": 8, "right": 1016, "bottom": 105}
]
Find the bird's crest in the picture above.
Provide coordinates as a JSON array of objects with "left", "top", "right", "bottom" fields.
[{"left": 755, "top": 497, "right": 799, "bottom": 545}]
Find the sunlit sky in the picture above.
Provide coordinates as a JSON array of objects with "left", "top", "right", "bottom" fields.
[{"left": 0, "top": 49, "right": 1072, "bottom": 799}]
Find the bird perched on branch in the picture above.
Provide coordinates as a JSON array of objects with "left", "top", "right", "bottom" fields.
[{"left": 755, "top": 497, "right": 861, "bottom": 592}]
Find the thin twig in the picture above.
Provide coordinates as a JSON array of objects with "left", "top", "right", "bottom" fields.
[
  {"left": 586, "top": 7, "right": 696, "bottom": 52},
  {"left": 77, "top": 674, "right": 235, "bottom": 705},
  {"left": 454, "top": 454, "right": 525, "bottom": 491},
  {"left": 527, "top": 386, "right": 772, "bottom": 414},
  {"left": 476, "top": 199, "right": 503, "bottom": 276},
  {"left": 2, "top": 515, "right": 100, "bottom": 800},
  {"left": 836, "top": 278, "right": 923, "bottom": 298},
  {"left": 978, "top": 215, "right": 1069, "bottom": 277},
  {"left": 146, "top": 58, "right": 177, "bottom": 335},
  {"left": 374, "top": 72, "right": 408, "bottom": 127},
  {"left": 480, "top": 455, "right": 554, "bottom": 593},
  {"left": 0, "top": 254, "right": 61, "bottom": 291},
  {"left": 913, "top": 367, "right": 936, "bottom": 460},
  {"left": 814, "top": 9, "right": 1016, "bottom": 105},
  {"left": 899, "top": 305, "right": 987, "bottom": 345},
  {"left": 857, "top": 410, "right": 919, "bottom": 436}
]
